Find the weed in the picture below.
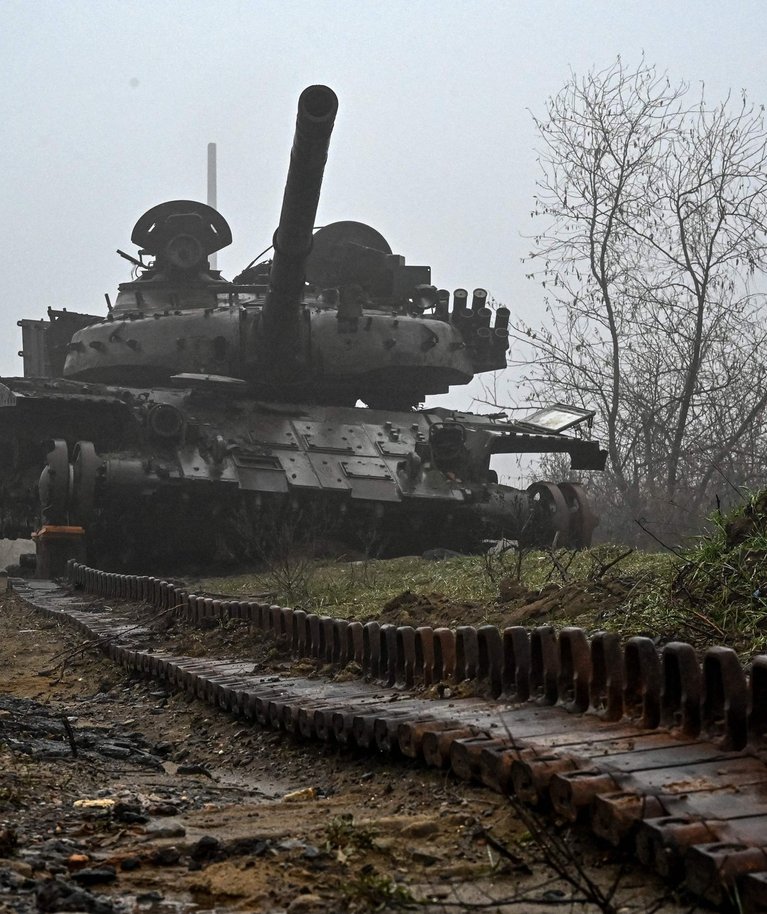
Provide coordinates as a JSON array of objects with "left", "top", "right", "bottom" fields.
[
  {"left": 262, "top": 551, "right": 316, "bottom": 607},
  {"left": 325, "top": 813, "right": 375, "bottom": 851},
  {"left": 481, "top": 544, "right": 520, "bottom": 584},
  {"left": 341, "top": 868, "right": 416, "bottom": 910},
  {"left": 662, "top": 491, "right": 767, "bottom": 652},
  {"left": 0, "top": 786, "right": 22, "bottom": 807}
]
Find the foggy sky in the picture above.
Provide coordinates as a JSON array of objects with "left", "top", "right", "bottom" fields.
[{"left": 2, "top": 0, "right": 765, "bottom": 415}]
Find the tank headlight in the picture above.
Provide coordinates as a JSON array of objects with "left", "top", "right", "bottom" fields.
[
  {"left": 147, "top": 404, "right": 184, "bottom": 440},
  {"left": 165, "top": 234, "right": 204, "bottom": 270}
]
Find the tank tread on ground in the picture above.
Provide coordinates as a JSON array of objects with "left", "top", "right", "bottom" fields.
[{"left": 12, "top": 566, "right": 767, "bottom": 913}]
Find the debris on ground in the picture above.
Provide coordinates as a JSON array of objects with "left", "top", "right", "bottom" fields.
[{"left": 0, "top": 592, "right": 691, "bottom": 913}]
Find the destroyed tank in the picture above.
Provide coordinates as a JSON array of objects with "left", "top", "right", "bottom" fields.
[{"left": 4, "top": 85, "right": 606, "bottom": 567}]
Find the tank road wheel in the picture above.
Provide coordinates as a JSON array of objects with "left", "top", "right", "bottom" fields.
[
  {"left": 527, "top": 482, "right": 570, "bottom": 547},
  {"left": 38, "top": 439, "right": 71, "bottom": 524},
  {"left": 557, "top": 482, "right": 599, "bottom": 548},
  {"left": 71, "top": 441, "right": 101, "bottom": 526}
]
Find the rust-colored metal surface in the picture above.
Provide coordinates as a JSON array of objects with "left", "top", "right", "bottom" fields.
[{"left": 11, "top": 562, "right": 767, "bottom": 912}]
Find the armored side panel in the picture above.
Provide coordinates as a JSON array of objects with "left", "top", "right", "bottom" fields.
[{"left": 19, "top": 310, "right": 101, "bottom": 378}]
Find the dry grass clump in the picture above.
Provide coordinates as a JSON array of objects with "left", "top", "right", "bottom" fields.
[{"left": 199, "top": 495, "right": 767, "bottom": 657}]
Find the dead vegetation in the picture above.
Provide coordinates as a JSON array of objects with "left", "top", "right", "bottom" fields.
[{"left": 198, "top": 490, "right": 767, "bottom": 658}]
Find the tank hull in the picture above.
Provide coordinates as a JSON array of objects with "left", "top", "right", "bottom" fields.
[{"left": 0, "top": 377, "right": 601, "bottom": 567}]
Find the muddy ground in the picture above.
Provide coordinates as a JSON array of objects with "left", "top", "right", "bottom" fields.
[
  {"left": 378, "top": 577, "right": 633, "bottom": 630},
  {"left": 0, "top": 589, "right": 699, "bottom": 913}
]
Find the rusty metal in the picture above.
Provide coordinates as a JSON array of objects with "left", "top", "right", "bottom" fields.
[
  {"left": 702, "top": 646, "right": 749, "bottom": 750},
  {"left": 557, "top": 627, "right": 591, "bottom": 712},
  {"left": 750, "top": 654, "right": 767, "bottom": 747},
  {"left": 591, "top": 791, "right": 667, "bottom": 845},
  {"left": 415, "top": 626, "right": 436, "bottom": 687},
  {"left": 530, "top": 625, "right": 559, "bottom": 705},
  {"left": 478, "top": 745, "right": 522, "bottom": 794},
  {"left": 549, "top": 769, "right": 621, "bottom": 822},
  {"left": 476, "top": 624, "right": 503, "bottom": 697},
  {"left": 589, "top": 632, "right": 625, "bottom": 721},
  {"left": 450, "top": 735, "right": 513, "bottom": 781},
  {"left": 455, "top": 626, "right": 479, "bottom": 682},
  {"left": 433, "top": 628, "right": 456, "bottom": 682},
  {"left": 511, "top": 753, "right": 579, "bottom": 805},
  {"left": 380, "top": 623, "right": 398, "bottom": 687},
  {"left": 502, "top": 626, "right": 531, "bottom": 701},
  {"left": 624, "top": 636, "right": 662, "bottom": 729},
  {"left": 743, "top": 872, "right": 767, "bottom": 911},
  {"left": 660, "top": 641, "right": 702, "bottom": 737},
  {"left": 422, "top": 727, "right": 479, "bottom": 768},
  {"left": 636, "top": 816, "right": 722, "bottom": 879},
  {"left": 17, "top": 566, "right": 767, "bottom": 912},
  {"left": 395, "top": 625, "right": 417, "bottom": 688},
  {"left": 398, "top": 717, "right": 461, "bottom": 758},
  {"left": 686, "top": 842, "right": 767, "bottom": 907}
]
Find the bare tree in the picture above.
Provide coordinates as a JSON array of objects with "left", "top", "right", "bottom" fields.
[{"left": 515, "top": 57, "right": 767, "bottom": 540}]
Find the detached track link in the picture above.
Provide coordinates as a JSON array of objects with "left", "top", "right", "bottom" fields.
[{"left": 11, "top": 563, "right": 767, "bottom": 912}]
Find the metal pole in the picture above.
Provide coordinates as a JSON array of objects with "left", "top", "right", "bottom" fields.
[{"left": 207, "top": 142, "right": 217, "bottom": 270}]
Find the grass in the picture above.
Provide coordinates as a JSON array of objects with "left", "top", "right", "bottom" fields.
[
  {"left": 201, "top": 546, "right": 674, "bottom": 629},
  {"left": 664, "top": 491, "right": 767, "bottom": 652},
  {"left": 204, "top": 554, "right": 498, "bottom": 621},
  {"left": 597, "top": 492, "right": 767, "bottom": 656},
  {"left": 198, "top": 494, "right": 767, "bottom": 656},
  {"left": 203, "top": 547, "right": 676, "bottom": 617}
]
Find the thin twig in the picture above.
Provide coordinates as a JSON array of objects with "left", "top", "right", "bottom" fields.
[
  {"left": 594, "top": 548, "right": 634, "bottom": 578},
  {"left": 634, "top": 519, "right": 684, "bottom": 557},
  {"left": 712, "top": 464, "right": 747, "bottom": 501},
  {"left": 544, "top": 548, "right": 576, "bottom": 583},
  {"left": 38, "top": 602, "right": 185, "bottom": 678},
  {"left": 60, "top": 716, "right": 78, "bottom": 758},
  {"left": 427, "top": 898, "right": 588, "bottom": 908}
]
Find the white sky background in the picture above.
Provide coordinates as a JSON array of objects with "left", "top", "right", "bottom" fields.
[{"left": 1, "top": 0, "right": 765, "bottom": 429}]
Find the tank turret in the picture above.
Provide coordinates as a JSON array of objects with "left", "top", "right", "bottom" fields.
[
  {"left": 4, "top": 85, "right": 607, "bottom": 567},
  {"left": 55, "top": 85, "right": 508, "bottom": 408}
]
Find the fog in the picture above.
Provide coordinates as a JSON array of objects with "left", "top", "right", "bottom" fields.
[{"left": 2, "top": 0, "right": 765, "bottom": 417}]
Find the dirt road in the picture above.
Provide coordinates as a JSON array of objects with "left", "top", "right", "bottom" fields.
[{"left": 0, "top": 589, "right": 692, "bottom": 913}]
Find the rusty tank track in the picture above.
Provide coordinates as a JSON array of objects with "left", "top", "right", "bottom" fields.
[{"left": 10, "top": 562, "right": 767, "bottom": 912}]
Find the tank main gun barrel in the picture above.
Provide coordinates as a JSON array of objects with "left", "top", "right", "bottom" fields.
[{"left": 262, "top": 85, "right": 338, "bottom": 367}]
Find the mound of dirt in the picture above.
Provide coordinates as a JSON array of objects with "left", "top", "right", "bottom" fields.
[
  {"left": 496, "top": 577, "right": 633, "bottom": 626},
  {"left": 381, "top": 590, "right": 483, "bottom": 627},
  {"left": 382, "top": 576, "right": 636, "bottom": 631}
]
